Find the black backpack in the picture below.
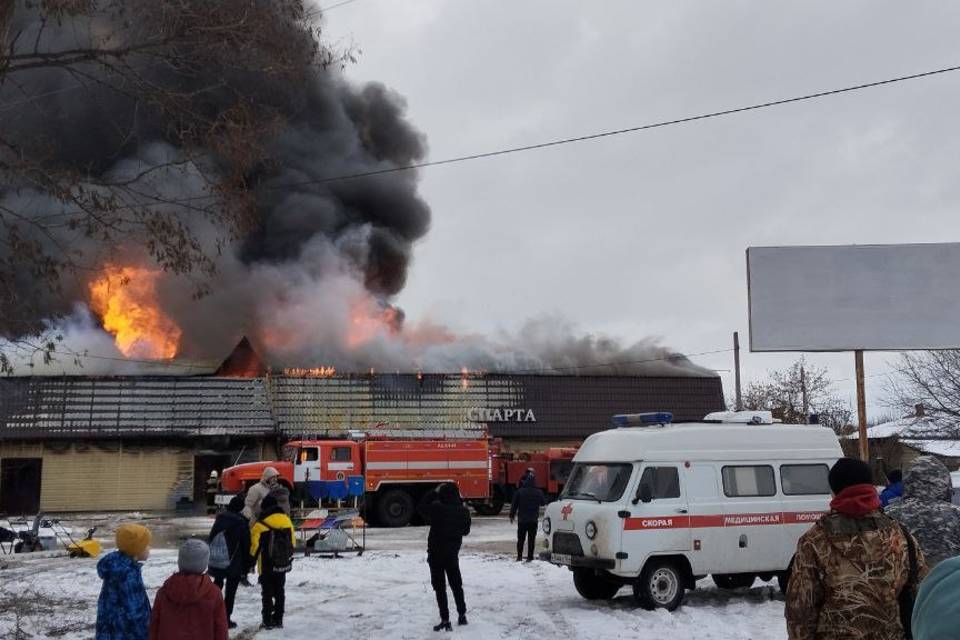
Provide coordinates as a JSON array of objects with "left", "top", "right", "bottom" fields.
[{"left": 258, "top": 523, "right": 293, "bottom": 573}]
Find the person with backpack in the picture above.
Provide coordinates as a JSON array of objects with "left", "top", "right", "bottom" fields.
[
  {"left": 785, "top": 457, "right": 928, "bottom": 640},
  {"left": 208, "top": 494, "right": 250, "bottom": 629},
  {"left": 250, "top": 494, "right": 296, "bottom": 630},
  {"left": 149, "top": 539, "right": 227, "bottom": 640},
  {"left": 418, "top": 483, "right": 471, "bottom": 632},
  {"left": 510, "top": 475, "right": 545, "bottom": 562}
]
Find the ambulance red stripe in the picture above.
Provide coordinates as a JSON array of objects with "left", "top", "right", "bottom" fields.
[{"left": 623, "top": 511, "right": 825, "bottom": 530}]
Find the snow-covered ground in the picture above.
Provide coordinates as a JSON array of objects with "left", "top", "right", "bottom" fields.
[{"left": 0, "top": 516, "right": 787, "bottom": 639}]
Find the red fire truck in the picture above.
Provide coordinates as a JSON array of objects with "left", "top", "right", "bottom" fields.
[
  {"left": 473, "top": 441, "right": 578, "bottom": 515},
  {"left": 219, "top": 436, "right": 490, "bottom": 527}
]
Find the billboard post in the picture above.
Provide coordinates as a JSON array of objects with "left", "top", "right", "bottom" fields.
[
  {"left": 855, "top": 351, "right": 868, "bottom": 460},
  {"left": 734, "top": 331, "right": 743, "bottom": 411}
]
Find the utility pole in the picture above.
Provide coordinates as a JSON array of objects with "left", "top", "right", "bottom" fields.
[
  {"left": 733, "top": 332, "right": 743, "bottom": 411},
  {"left": 855, "top": 350, "right": 869, "bottom": 461},
  {"left": 800, "top": 364, "right": 808, "bottom": 424}
]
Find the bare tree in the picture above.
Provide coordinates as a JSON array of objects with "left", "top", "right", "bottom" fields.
[
  {"left": 742, "top": 358, "right": 853, "bottom": 434},
  {"left": 885, "top": 351, "right": 960, "bottom": 436},
  {"left": 0, "top": 0, "right": 352, "bottom": 349}
]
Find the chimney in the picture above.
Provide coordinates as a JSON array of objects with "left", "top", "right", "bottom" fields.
[{"left": 915, "top": 403, "right": 926, "bottom": 418}]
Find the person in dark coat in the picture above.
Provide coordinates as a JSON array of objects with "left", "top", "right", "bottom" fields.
[
  {"left": 510, "top": 475, "right": 545, "bottom": 562},
  {"left": 207, "top": 494, "right": 250, "bottom": 628},
  {"left": 418, "top": 483, "right": 471, "bottom": 631}
]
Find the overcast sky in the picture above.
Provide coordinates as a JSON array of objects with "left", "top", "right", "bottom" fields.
[{"left": 320, "top": 1, "right": 960, "bottom": 418}]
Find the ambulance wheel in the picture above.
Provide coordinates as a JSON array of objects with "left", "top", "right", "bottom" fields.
[
  {"left": 376, "top": 489, "right": 415, "bottom": 527},
  {"left": 712, "top": 573, "right": 756, "bottom": 590},
  {"left": 635, "top": 559, "right": 685, "bottom": 611},
  {"left": 572, "top": 568, "right": 620, "bottom": 600}
]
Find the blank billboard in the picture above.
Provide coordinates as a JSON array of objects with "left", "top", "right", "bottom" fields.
[{"left": 747, "top": 243, "right": 960, "bottom": 352}]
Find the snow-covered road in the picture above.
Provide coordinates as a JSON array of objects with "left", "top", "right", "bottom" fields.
[{"left": 0, "top": 517, "right": 788, "bottom": 639}]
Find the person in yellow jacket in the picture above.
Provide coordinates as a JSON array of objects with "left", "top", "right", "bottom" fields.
[{"left": 249, "top": 495, "right": 296, "bottom": 630}]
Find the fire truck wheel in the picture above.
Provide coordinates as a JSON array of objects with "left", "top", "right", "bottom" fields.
[
  {"left": 376, "top": 489, "right": 415, "bottom": 527},
  {"left": 712, "top": 573, "right": 756, "bottom": 590},
  {"left": 635, "top": 559, "right": 685, "bottom": 611},
  {"left": 473, "top": 488, "right": 505, "bottom": 516},
  {"left": 572, "top": 568, "right": 620, "bottom": 600}
]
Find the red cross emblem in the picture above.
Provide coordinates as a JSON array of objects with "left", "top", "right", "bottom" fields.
[{"left": 560, "top": 502, "right": 573, "bottom": 520}]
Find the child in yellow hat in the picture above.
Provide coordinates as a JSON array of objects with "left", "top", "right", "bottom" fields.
[{"left": 96, "top": 524, "right": 152, "bottom": 640}]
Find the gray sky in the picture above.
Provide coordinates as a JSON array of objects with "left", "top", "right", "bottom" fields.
[{"left": 322, "top": 1, "right": 960, "bottom": 417}]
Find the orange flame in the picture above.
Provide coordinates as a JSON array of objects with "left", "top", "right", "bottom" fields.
[
  {"left": 283, "top": 367, "right": 337, "bottom": 378},
  {"left": 88, "top": 264, "right": 181, "bottom": 359},
  {"left": 346, "top": 299, "right": 401, "bottom": 348}
]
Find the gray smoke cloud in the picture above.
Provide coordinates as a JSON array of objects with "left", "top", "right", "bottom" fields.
[{"left": 0, "top": 2, "right": 713, "bottom": 378}]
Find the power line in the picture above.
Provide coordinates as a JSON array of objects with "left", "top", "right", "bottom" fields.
[
  {"left": 298, "top": 62, "right": 960, "bottom": 186},
  {"left": 12, "top": 60, "right": 960, "bottom": 218},
  {"left": 311, "top": 0, "right": 363, "bottom": 15}
]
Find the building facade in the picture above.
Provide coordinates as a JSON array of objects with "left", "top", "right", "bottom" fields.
[{"left": 0, "top": 372, "right": 725, "bottom": 513}]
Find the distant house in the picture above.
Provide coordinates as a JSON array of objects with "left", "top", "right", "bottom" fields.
[{"left": 846, "top": 409, "right": 960, "bottom": 473}]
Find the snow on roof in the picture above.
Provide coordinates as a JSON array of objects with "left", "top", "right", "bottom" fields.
[
  {"left": 845, "top": 416, "right": 953, "bottom": 440},
  {"left": 905, "top": 440, "right": 960, "bottom": 457},
  {"left": 846, "top": 416, "right": 960, "bottom": 458}
]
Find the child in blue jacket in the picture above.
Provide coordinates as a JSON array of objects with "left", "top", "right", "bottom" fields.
[{"left": 96, "top": 524, "right": 152, "bottom": 640}]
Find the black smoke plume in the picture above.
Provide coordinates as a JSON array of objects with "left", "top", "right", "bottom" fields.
[{"left": 0, "top": 2, "right": 713, "bottom": 378}]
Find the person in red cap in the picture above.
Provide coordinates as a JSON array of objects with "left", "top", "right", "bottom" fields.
[{"left": 785, "top": 457, "right": 928, "bottom": 640}]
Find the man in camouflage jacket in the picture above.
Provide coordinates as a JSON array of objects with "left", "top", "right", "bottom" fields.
[
  {"left": 887, "top": 455, "right": 960, "bottom": 568},
  {"left": 786, "top": 458, "right": 928, "bottom": 640}
]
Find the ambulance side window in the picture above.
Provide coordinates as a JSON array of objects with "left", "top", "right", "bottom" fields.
[
  {"left": 781, "top": 464, "right": 830, "bottom": 495},
  {"left": 721, "top": 465, "right": 776, "bottom": 497},
  {"left": 637, "top": 467, "right": 680, "bottom": 500}
]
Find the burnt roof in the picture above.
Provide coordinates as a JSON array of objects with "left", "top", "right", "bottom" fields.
[
  {"left": 0, "top": 376, "right": 274, "bottom": 439},
  {"left": 0, "top": 373, "right": 724, "bottom": 441}
]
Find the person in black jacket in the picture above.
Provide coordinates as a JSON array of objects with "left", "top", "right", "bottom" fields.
[
  {"left": 418, "top": 483, "right": 471, "bottom": 632},
  {"left": 207, "top": 494, "right": 251, "bottom": 628},
  {"left": 510, "top": 475, "right": 545, "bottom": 562}
]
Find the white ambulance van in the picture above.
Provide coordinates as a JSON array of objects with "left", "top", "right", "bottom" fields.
[{"left": 539, "top": 411, "right": 842, "bottom": 610}]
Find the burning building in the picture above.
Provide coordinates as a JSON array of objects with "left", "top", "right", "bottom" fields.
[{"left": 0, "top": 340, "right": 725, "bottom": 514}]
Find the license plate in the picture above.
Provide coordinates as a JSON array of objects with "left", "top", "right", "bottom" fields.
[
  {"left": 552, "top": 553, "right": 572, "bottom": 565},
  {"left": 214, "top": 494, "right": 235, "bottom": 505}
]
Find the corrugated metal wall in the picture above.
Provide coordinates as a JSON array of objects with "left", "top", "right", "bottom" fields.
[
  {"left": 40, "top": 444, "right": 194, "bottom": 511},
  {"left": 0, "top": 443, "right": 193, "bottom": 512}
]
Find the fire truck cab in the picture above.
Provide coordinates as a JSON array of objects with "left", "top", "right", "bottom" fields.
[
  {"left": 540, "top": 411, "right": 842, "bottom": 610},
  {"left": 284, "top": 440, "right": 365, "bottom": 501}
]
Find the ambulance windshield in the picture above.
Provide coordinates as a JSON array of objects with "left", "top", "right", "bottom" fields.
[{"left": 561, "top": 463, "right": 633, "bottom": 502}]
